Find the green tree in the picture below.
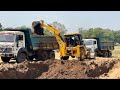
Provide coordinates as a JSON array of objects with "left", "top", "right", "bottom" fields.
[
  {"left": 43, "top": 28, "right": 54, "bottom": 36},
  {"left": 114, "top": 30, "right": 120, "bottom": 44},
  {"left": 15, "top": 25, "right": 31, "bottom": 29},
  {"left": 43, "top": 21, "right": 68, "bottom": 36},
  {"left": 78, "top": 28, "right": 87, "bottom": 38},
  {"left": 79, "top": 27, "right": 116, "bottom": 42},
  {"left": 51, "top": 21, "right": 67, "bottom": 34},
  {"left": 0, "top": 23, "right": 3, "bottom": 31}
]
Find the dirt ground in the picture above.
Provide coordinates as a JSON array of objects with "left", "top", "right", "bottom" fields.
[{"left": 0, "top": 51, "right": 120, "bottom": 79}]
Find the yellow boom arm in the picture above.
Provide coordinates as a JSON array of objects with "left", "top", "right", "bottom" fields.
[{"left": 39, "top": 20, "right": 67, "bottom": 58}]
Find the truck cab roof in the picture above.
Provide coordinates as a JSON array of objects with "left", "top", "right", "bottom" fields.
[
  {"left": 0, "top": 31, "right": 24, "bottom": 34},
  {"left": 83, "top": 39, "right": 96, "bottom": 41}
]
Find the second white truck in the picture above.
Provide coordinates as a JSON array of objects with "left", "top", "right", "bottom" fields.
[{"left": 83, "top": 38, "right": 114, "bottom": 59}]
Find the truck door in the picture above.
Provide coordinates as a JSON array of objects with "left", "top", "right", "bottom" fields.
[
  {"left": 16, "top": 34, "right": 25, "bottom": 49},
  {"left": 93, "top": 40, "right": 97, "bottom": 49}
]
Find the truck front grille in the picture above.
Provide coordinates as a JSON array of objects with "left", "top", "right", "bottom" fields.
[{"left": 0, "top": 48, "right": 12, "bottom": 53}]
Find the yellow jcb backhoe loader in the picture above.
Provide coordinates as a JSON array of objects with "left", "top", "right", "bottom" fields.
[{"left": 32, "top": 20, "right": 90, "bottom": 61}]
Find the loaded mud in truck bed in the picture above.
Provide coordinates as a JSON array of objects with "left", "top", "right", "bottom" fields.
[{"left": 0, "top": 28, "right": 59, "bottom": 63}]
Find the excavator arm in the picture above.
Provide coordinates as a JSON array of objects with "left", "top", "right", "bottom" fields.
[{"left": 32, "top": 20, "right": 67, "bottom": 58}]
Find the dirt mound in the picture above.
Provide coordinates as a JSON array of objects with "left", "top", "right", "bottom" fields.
[
  {"left": 0, "top": 58, "right": 119, "bottom": 79},
  {"left": 98, "top": 61, "right": 120, "bottom": 79},
  {"left": 37, "top": 60, "right": 91, "bottom": 79},
  {"left": 38, "top": 59, "right": 119, "bottom": 79},
  {"left": 0, "top": 60, "right": 54, "bottom": 79}
]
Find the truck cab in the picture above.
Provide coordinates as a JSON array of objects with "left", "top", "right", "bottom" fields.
[
  {"left": 83, "top": 39, "right": 97, "bottom": 59},
  {"left": 0, "top": 28, "right": 59, "bottom": 63},
  {"left": 0, "top": 31, "right": 25, "bottom": 62},
  {"left": 83, "top": 38, "right": 114, "bottom": 58}
]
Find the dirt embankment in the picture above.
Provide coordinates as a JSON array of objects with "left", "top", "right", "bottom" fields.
[{"left": 0, "top": 57, "right": 119, "bottom": 79}]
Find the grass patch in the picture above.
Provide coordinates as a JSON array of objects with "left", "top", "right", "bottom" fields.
[{"left": 112, "top": 45, "right": 120, "bottom": 58}]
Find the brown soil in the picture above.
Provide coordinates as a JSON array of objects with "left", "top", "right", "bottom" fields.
[{"left": 0, "top": 57, "right": 119, "bottom": 79}]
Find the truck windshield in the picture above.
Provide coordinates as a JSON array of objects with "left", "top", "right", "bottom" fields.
[
  {"left": 83, "top": 40, "right": 93, "bottom": 45},
  {"left": 0, "top": 34, "right": 14, "bottom": 42}
]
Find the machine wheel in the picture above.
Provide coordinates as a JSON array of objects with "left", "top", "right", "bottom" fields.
[
  {"left": 28, "top": 56, "right": 34, "bottom": 61},
  {"left": 104, "top": 51, "right": 109, "bottom": 57},
  {"left": 62, "top": 56, "right": 69, "bottom": 60},
  {"left": 49, "top": 51, "right": 55, "bottom": 60},
  {"left": 79, "top": 48, "right": 85, "bottom": 61},
  {"left": 16, "top": 52, "right": 27, "bottom": 63},
  {"left": 1, "top": 57, "right": 11, "bottom": 63},
  {"left": 108, "top": 51, "right": 112, "bottom": 57},
  {"left": 37, "top": 51, "right": 48, "bottom": 61}
]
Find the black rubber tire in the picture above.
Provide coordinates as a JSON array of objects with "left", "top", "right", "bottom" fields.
[
  {"left": 1, "top": 57, "right": 11, "bottom": 63},
  {"left": 37, "top": 51, "right": 48, "bottom": 61},
  {"left": 28, "top": 56, "right": 34, "bottom": 61},
  {"left": 104, "top": 51, "right": 109, "bottom": 57},
  {"left": 79, "top": 48, "right": 85, "bottom": 61},
  {"left": 62, "top": 56, "right": 69, "bottom": 60},
  {"left": 49, "top": 51, "right": 55, "bottom": 60},
  {"left": 16, "top": 52, "right": 27, "bottom": 63},
  {"left": 108, "top": 51, "right": 112, "bottom": 57}
]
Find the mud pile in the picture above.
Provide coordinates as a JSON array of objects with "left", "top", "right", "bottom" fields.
[
  {"left": 0, "top": 58, "right": 119, "bottom": 79},
  {"left": 0, "top": 60, "right": 54, "bottom": 79}
]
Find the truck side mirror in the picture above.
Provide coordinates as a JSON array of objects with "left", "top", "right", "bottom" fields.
[
  {"left": 94, "top": 41, "right": 96, "bottom": 44},
  {"left": 18, "top": 35, "right": 23, "bottom": 40},
  {"left": 16, "top": 36, "right": 19, "bottom": 47},
  {"left": 82, "top": 40, "right": 85, "bottom": 45}
]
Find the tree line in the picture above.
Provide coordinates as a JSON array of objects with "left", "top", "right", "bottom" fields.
[
  {"left": 1, "top": 22, "right": 120, "bottom": 44},
  {"left": 79, "top": 27, "right": 120, "bottom": 44}
]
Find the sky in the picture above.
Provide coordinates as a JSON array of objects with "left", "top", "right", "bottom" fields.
[{"left": 0, "top": 11, "right": 120, "bottom": 33}]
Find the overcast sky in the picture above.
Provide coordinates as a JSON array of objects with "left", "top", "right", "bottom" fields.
[{"left": 0, "top": 11, "right": 120, "bottom": 33}]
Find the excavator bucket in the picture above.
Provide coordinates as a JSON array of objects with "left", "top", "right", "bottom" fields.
[{"left": 32, "top": 21, "right": 44, "bottom": 35}]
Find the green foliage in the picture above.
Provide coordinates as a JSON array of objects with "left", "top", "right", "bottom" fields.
[
  {"left": 15, "top": 26, "right": 31, "bottom": 29},
  {"left": 51, "top": 21, "right": 67, "bottom": 34},
  {"left": 114, "top": 30, "right": 120, "bottom": 44},
  {"left": 0, "top": 23, "right": 2, "bottom": 29},
  {"left": 43, "top": 28, "right": 54, "bottom": 36},
  {"left": 44, "top": 21, "right": 67, "bottom": 36},
  {"left": 78, "top": 27, "right": 120, "bottom": 44}
]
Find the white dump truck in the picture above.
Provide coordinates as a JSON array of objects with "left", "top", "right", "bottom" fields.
[{"left": 83, "top": 38, "right": 114, "bottom": 59}]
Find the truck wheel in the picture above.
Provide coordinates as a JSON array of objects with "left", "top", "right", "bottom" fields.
[
  {"left": 28, "top": 56, "right": 34, "bottom": 61},
  {"left": 108, "top": 51, "right": 112, "bottom": 57},
  {"left": 86, "top": 51, "right": 90, "bottom": 59},
  {"left": 37, "top": 51, "right": 48, "bottom": 61},
  {"left": 79, "top": 48, "right": 85, "bottom": 61},
  {"left": 49, "top": 51, "right": 55, "bottom": 60},
  {"left": 104, "top": 51, "right": 108, "bottom": 57},
  {"left": 62, "top": 56, "right": 69, "bottom": 60},
  {"left": 16, "top": 52, "right": 27, "bottom": 63},
  {"left": 1, "top": 57, "right": 11, "bottom": 63}
]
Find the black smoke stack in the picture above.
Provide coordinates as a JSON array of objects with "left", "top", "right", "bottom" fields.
[{"left": 32, "top": 21, "right": 44, "bottom": 35}]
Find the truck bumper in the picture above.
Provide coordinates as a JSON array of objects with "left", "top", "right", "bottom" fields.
[
  {"left": 0, "top": 53, "right": 14, "bottom": 57},
  {"left": 90, "top": 53, "right": 95, "bottom": 59}
]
